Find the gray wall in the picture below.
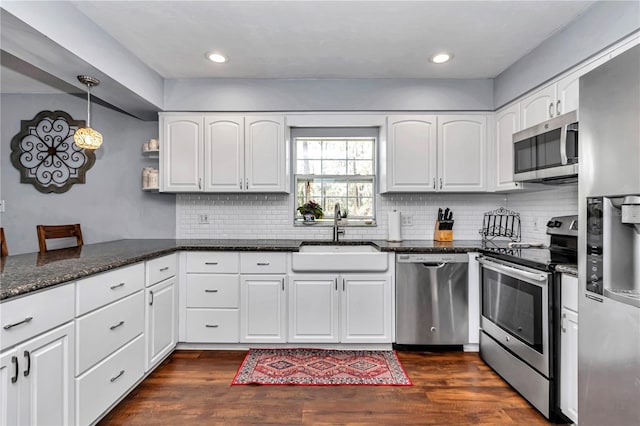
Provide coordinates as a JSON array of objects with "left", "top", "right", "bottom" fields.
[
  {"left": 0, "top": 93, "right": 175, "bottom": 255},
  {"left": 164, "top": 78, "right": 494, "bottom": 111},
  {"left": 495, "top": 0, "right": 640, "bottom": 108}
]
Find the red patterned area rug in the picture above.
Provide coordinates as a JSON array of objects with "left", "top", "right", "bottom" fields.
[{"left": 231, "top": 348, "right": 412, "bottom": 386}]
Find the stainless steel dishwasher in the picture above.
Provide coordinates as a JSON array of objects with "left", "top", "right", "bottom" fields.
[{"left": 396, "top": 253, "right": 469, "bottom": 346}]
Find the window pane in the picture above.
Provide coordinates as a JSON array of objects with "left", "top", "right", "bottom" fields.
[
  {"left": 322, "top": 160, "right": 347, "bottom": 175},
  {"left": 348, "top": 140, "right": 373, "bottom": 159},
  {"left": 322, "top": 140, "right": 347, "bottom": 159},
  {"left": 296, "top": 140, "right": 322, "bottom": 159},
  {"left": 325, "top": 197, "right": 348, "bottom": 217},
  {"left": 297, "top": 159, "right": 321, "bottom": 175},
  {"left": 347, "top": 160, "right": 373, "bottom": 175},
  {"left": 324, "top": 181, "right": 348, "bottom": 197},
  {"left": 296, "top": 180, "right": 322, "bottom": 199},
  {"left": 348, "top": 181, "right": 374, "bottom": 197},
  {"left": 347, "top": 197, "right": 373, "bottom": 217}
]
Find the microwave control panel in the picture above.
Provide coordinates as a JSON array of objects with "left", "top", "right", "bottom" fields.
[{"left": 586, "top": 197, "right": 603, "bottom": 295}]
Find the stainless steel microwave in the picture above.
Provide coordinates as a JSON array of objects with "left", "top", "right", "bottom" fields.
[{"left": 513, "top": 111, "right": 578, "bottom": 183}]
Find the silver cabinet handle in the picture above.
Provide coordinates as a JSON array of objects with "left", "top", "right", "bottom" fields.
[
  {"left": 23, "top": 350, "right": 30, "bottom": 377},
  {"left": 245, "top": 178, "right": 248, "bottom": 190},
  {"left": 439, "top": 178, "right": 443, "bottom": 189},
  {"left": 110, "top": 320, "right": 125, "bottom": 330},
  {"left": 335, "top": 278, "right": 338, "bottom": 291},
  {"left": 110, "top": 282, "right": 125, "bottom": 290},
  {"left": 159, "top": 266, "right": 169, "bottom": 272},
  {"left": 204, "top": 289, "right": 218, "bottom": 293},
  {"left": 149, "top": 291, "right": 154, "bottom": 306},
  {"left": 556, "top": 100, "right": 561, "bottom": 115},
  {"left": 11, "top": 356, "right": 18, "bottom": 383},
  {"left": 282, "top": 277, "right": 285, "bottom": 291},
  {"left": 256, "top": 262, "right": 270, "bottom": 266},
  {"left": 342, "top": 278, "right": 345, "bottom": 291},
  {"left": 561, "top": 313, "right": 567, "bottom": 333},
  {"left": 205, "top": 324, "right": 219, "bottom": 328},
  {"left": 432, "top": 178, "right": 436, "bottom": 189},
  {"left": 198, "top": 178, "right": 202, "bottom": 190},
  {"left": 549, "top": 102, "right": 554, "bottom": 118},
  {"left": 110, "top": 370, "right": 125, "bottom": 383},
  {"left": 3, "top": 317, "right": 33, "bottom": 330},
  {"left": 205, "top": 262, "right": 218, "bottom": 265},
  {"left": 239, "top": 179, "right": 243, "bottom": 189}
]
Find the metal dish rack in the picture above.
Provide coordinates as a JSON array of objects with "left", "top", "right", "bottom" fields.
[{"left": 479, "top": 207, "right": 521, "bottom": 242}]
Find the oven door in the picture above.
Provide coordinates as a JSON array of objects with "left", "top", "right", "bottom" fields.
[{"left": 478, "top": 256, "right": 551, "bottom": 377}]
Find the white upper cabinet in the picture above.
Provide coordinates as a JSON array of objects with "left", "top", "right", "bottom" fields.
[
  {"left": 492, "top": 104, "right": 522, "bottom": 191},
  {"left": 438, "top": 115, "right": 487, "bottom": 192},
  {"left": 160, "top": 115, "right": 204, "bottom": 192},
  {"left": 160, "top": 114, "right": 287, "bottom": 193},
  {"left": 520, "top": 84, "right": 557, "bottom": 128},
  {"left": 204, "top": 116, "right": 245, "bottom": 192},
  {"left": 245, "top": 116, "right": 286, "bottom": 192},
  {"left": 386, "top": 115, "right": 437, "bottom": 191}
]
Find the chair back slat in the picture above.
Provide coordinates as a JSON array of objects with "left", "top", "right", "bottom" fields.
[
  {"left": 0, "top": 228, "right": 7, "bottom": 257},
  {"left": 36, "top": 224, "right": 83, "bottom": 252}
]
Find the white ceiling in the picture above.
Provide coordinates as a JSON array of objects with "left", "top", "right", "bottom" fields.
[{"left": 69, "top": 0, "right": 596, "bottom": 80}]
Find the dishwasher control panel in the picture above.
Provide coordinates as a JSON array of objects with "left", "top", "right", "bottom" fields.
[{"left": 397, "top": 253, "right": 469, "bottom": 263}]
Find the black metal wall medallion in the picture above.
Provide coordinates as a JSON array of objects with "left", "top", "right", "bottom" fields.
[{"left": 10, "top": 110, "right": 96, "bottom": 193}]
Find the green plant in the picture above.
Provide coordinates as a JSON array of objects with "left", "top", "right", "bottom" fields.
[{"left": 297, "top": 200, "right": 323, "bottom": 219}]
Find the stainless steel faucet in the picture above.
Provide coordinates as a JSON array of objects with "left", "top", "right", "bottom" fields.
[{"left": 333, "top": 202, "right": 345, "bottom": 242}]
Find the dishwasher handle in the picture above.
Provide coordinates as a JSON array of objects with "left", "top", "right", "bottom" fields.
[{"left": 421, "top": 262, "right": 446, "bottom": 268}]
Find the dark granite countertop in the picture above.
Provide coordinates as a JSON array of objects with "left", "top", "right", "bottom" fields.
[{"left": 1, "top": 238, "right": 487, "bottom": 302}]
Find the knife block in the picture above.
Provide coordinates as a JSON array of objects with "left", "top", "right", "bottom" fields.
[{"left": 433, "top": 221, "right": 453, "bottom": 241}]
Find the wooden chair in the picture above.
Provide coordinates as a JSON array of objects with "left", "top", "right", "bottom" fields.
[
  {"left": 36, "top": 224, "right": 83, "bottom": 252},
  {"left": 1, "top": 228, "right": 7, "bottom": 257}
]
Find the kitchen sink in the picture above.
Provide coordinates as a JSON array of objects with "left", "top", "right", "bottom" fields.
[{"left": 292, "top": 242, "right": 388, "bottom": 272}]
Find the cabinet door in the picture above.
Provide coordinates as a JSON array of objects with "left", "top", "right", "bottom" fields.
[
  {"left": 288, "top": 275, "right": 339, "bottom": 343},
  {"left": 245, "top": 116, "right": 286, "bottom": 192},
  {"left": 438, "top": 115, "right": 487, "bottom": 191},
  {"left": 0, "top": 350, "right": 18, "bottom": 426},
  {"left": 340, "top": 274, "right": 392, "bottom": 343},
  {"left": 146, "top": 278, "right": 178, "bottom": 371},
  {"left": 557, "top": 55, "right": 608, "bottom": 118},
  {"left": 560, "top": 308, "right": 579, "bottom": 424},
  {"left": 493, "top": 104, "right": 522, "bottom": 191},
  {"left": 386, "top": 115, "right": 437, "bottom": 191},
  {"left": 18, "top": 322, "right": 74, "bottom": 426},
  {"left": 520, "top": 84, "right": 557, "bottom": 128},
  {"left": 161, "top": 115, "right": 203, "bottom": 192},
  {"left": 240, "top": 275, "right": 287, "bottom": 343},
  {"left": 203, "top": 116, "right": 245, "bottom": 192}
]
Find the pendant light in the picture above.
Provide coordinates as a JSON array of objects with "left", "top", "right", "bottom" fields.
[{"left": 74, "top": 75, "right": 103, "bottom": 150}]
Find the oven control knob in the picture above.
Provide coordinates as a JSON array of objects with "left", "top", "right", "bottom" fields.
[
  {"left": 505, "top": 336, "right": 510, "bottom": 342},
  {"left": 554, "top": 220, "right": 562, "bottom": 227},
  {"left": 546, "top": 220, "right": 555, "bottom": 227},
  {"left": 430, "top": 327, "right": 436, "bottom": 332}
]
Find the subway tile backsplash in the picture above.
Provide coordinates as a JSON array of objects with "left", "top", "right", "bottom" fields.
[{"left": 176, "top": 184, "right": 578, "bottom": 242}]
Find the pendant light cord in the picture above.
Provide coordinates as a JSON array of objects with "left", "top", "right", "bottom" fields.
[{"left": 86, "top": 87, "right": 91, "bottom": 128}]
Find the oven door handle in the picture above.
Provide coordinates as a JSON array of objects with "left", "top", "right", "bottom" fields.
[{"left": 477, "top": 257, "right": 548, "bottom": 283}]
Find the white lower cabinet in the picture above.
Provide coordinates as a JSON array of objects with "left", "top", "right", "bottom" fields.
[
  {"left": 240, "top": 275, "right": 287, "bottom": 343},
  {"left": 560, "top": 273, "right": 579, "bottom": 424},
  {"left": 146, "top": 277, "right": 178, "bottom": 371},
  {"left": 76, "top": 335, "right": 145, "bottom": 426},
  {"left": 185, "top": 309, "right": 239, "bottom": 342},
  {"left": 288, "top": 273, "right": 392, "bottom": 343},
  {"left": 0, "top": 322, "right": 75, "bottom": 426}
]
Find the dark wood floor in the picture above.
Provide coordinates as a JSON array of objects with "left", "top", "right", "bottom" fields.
[{"left": 99, "top": 350, "right": 551, "bottom": 425}]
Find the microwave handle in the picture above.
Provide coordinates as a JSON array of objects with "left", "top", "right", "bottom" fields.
[{"left": 560, "top": 124, "right": 568, "bottom": 165}]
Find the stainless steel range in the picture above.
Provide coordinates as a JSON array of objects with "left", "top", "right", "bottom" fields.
[{"left": 478, "top": 215, "right": 577, "bottom": 421}]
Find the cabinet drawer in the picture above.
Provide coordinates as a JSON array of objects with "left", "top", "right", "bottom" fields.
[
  {"left": 186, "top": 275, "right": 239, "bottom": 308},
  {"left": 240, "top": 252, "right": 287, "bottom": 274},
  {"left": 185, "top": 309, "right": 239, "bottom": 343},
  {"left": 186, "top": 252, "right": 239, "bottom": 273},
  {"left": 1, "top": 283, "right": 74, "bottom": 349},
  {"left": 76, "top": 334, "right": 145, "bottom": 426},
  {"left": 76, "top": 291, "right": 145, "bottom": 375},
  {"left": 146, "top": 253, "right": 178, "bottom": 286},
  {"left": 76, "top": 263, "right": 145, "bottom": 316}
]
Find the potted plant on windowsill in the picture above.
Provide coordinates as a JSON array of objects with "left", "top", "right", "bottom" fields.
[{"left": 297, "top": 201, "right": 323, "bottom": 222}]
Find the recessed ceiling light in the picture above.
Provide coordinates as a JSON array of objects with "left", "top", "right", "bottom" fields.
[
  {"left": 206, "top": 52, "right": 227, "bottom": 63},
  {"left": 431, "top": 53, "right": 452, "bottom": 64}
]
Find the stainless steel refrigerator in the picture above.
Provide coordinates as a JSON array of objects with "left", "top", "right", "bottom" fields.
[{"left": 578, "top": 44, "right": 640, "bottom": 426}]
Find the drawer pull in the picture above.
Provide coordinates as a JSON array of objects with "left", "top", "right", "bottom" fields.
[
  {"left": 149, "top": 290, "right": 154, "bottom": 306},
  {"left": 11, "top": 356, "right": 18, "bottom": 383},
  {"left": 257, "top": 262, "right": 270, "bottom": 266},
  {"left": 204, "top": 289, "right": 218, "bottom": 293},
  {"left": 110, "top": 282, "right": 126, "bottom": 290},
  {"left": 159, "top": 266, "right": 169, "bottom": 272},
  {"left": 3, "top": 317, "right": 33, "bottom": 330},
  {"left": 205, "top": 324, "right": 219, "bottom": 328},
  {"left": 205, "top": 262, "right": 219, "bottom": 265},
  {"left": 110, "top": 370, "right": 125, "bottom": 383},
  {"left": 110, "top": 321, "right": 125, "bottom": 330},
  {"left": 23, "top": 351, "right": 31, "bottom": 377}
]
